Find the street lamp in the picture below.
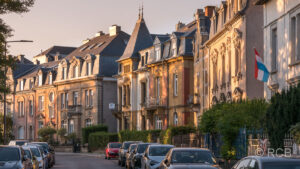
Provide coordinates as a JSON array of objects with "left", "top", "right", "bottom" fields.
[{"left": 3, "top": 40, "right": 33, "bottom": 144}]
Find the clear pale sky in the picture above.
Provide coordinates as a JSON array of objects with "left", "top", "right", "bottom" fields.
[{"left": 3, "top": 0, "right": 221, "bottom": 60}]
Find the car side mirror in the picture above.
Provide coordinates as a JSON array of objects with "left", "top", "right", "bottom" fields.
[{"left": 23, "top": 155, "right": 28, "bottom": 161}]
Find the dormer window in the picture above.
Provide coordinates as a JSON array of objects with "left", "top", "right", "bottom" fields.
[
  {"left": 38, "top": 74, "right": 42, "bottom": 86},
  {"left": 155, "top": 48, "right": 161, "bottom": 60},
  {"left": 86, "top": 62, "right": 92, "bottom": 76},
  {"left": 49, "top": 74, "right": 52, "bottom": 85},
  {"left": 29, "top": 79, "right": 33, "bottom": 89},
  {"left": 141, "top": 56, "right": 145, "bottom": 67},
  {"left": 62, "top": 67, "right": 67, "bottom": 80},
  {"left": 20, "top": 79, "right": 24, "bottom": 91},
  {"left": 73, "top": 65, "right": 78, "bottom": 78},
  {"left": 171, "top": 41, "right": 177, "bottom": 57},
  {"left": 119, "top": 63, "right": 122, "bottom": 73},
  {"left": 145, "top": 52, "right": 148, "bottom": 64}
]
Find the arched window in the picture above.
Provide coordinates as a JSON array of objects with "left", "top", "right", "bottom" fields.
[
  {"left": 155, "top": 116, "right": 162, "bottom": 130},
  {"left": 68, "top": 119, "right": 74, "bottom": 133},
  {"left": 18, "top": 126, "right": 24, "bottom": 139},
  {"left": 174, "top": 112, "right": 178, "bottom": 126}
]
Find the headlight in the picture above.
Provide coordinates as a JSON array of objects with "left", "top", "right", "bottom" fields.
[{"left": 150, "top": 160, "right": 159, "bottom": 166}]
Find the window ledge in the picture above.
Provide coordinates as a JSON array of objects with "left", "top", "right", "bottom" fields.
[
  {"left": 270, "top": 70, "right": 278, "bottom": 75},
  {"left": 289, "top": 60, "right": 300, "bottom": 67}
]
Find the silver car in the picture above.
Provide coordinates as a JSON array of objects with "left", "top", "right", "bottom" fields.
[
  {"left": 232, "top": 156, "right": 300, "bottom": 169},
  {"left": 125, "top": 144, "right": 138, "bottom": 169},
  {"left": 119, "top": 141, "right": 141, "bottom": 167},
  {"left": 159, "top": 148, "right": 220, "bottom": 169},
  {"left": 0, "top": 146, "right": 32, "bottom": 169},
  {"left": 141, "top": 144, "right": 174, "bottom": 169}
]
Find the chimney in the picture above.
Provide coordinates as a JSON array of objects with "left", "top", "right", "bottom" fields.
[
  {"left": 195, "top": 9, "right": 204, "bottom": 20},
  {"left": 17, "top": 55, "right": 25, "bottom": 63},
  {"left": 82, "top": 38, "right": 90, "bottom": 45},
  {"left": 54, "top": 52, "right": 60, "bottom": 61},
  {"left": 109, "top": 25, "right": 121, "bottom": 36},
  {"left": 205, "top": 6, "right": 215, "bottom": 18},
  {"left": 176, "top": 21, "right": 185, "bottom": 31},
  {"left": 95, "top": 31, "right": 105, "bottom": 37}
]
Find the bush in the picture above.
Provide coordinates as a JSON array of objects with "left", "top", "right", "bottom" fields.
[
  {"left": 290, "top": 122, "right": 300, "bottom": 144},
  {"left": 38, "top": 127, "right": 56, "bottom": 143},
  {"left": 88, "top": 132, "right": 118, "bottom": 151},
  {"left": 0, "top": 115, "right": 14, "bottom": 144},
  {"left": 118, "top": 130, "right": 161, "bottom": 143},
  {"left": 57, "top": 128, "right": 67, "bottom": 144},
  {"left": 82, "top": 125, "right": 108, "bottom": 144},
  {"left": 159, "top": 126, "right": 197, "bottom": 144}
]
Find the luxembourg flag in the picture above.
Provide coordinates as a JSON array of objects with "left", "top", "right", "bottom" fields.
[{"left": 254, "top": 48, "right": 269, "bottom": 82}]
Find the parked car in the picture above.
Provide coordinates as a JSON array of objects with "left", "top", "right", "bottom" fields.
[
  {"left": 22, "top": 146, "right": 39, "bottom": 169},
  {"left": 31, "top": 142, "right": 55, "bottom": 168},
  {"left": 141, "top": 144, "right": 174, "bottom": 169},
  {"left": 126, "top": 144, "right": 138, "bottom": 169},
  {"left": 119, "top": 141, "right": 141, "bottom": 167},
  {"left": 26, "top": 144, "right": 48, "bottom": 169},
  {"left": 232, "top": 156, "right": 300, "bottom": 169},
  {"left": 8, "top": 140, "right": 29, "bottom": 146},
  {"left": 159, "top": 148, "right": 220, "bottom": 169},
  {"left": 131, "top": 143, "right": 156, "bottom": 169},
  {"left": 0, "top": 145, "right": 32, "bottom": 169},
  {"left": 105, "top": 142, "right": 122, "bottom": 160}
]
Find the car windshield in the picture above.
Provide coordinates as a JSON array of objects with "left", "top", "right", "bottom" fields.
[
  {"left": 110, "top": 143, "right": 121, "bottom": 148},
  {"left": 263, "top": 162, "right": 300, "bottom": 169},
  {"left": 24, "top": 150, "right": 32, "bottom": 159},
  {"left": 129, "top": 145, "right": 137, "bottom": 152},
  {"left": 137, "top": 144, "right": 149, "bottom": 153},
  {"left": 171, "top": 150, "right": 216, "bottom": 164},
  {"left": 0, "top": 147, "right": 20, "bottom": 161},
  {"left": 123, "top": 142, "right": 132, "bottom": 150},
  {"left": 30, "top": 148, "right": 41, "bottom": 157},
  {"left": 34, "top": 143, "right": 49, "bottom": 150},
  {"left": 149, "top": 146, "right": 172, "bottom": 156},
  {"left": 16, "top": 141, "right": 26, "bottom": 146}
]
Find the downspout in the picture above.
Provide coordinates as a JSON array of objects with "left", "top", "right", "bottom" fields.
[{"left": 166, "top": 60, "right": 170, "bottom": 128}]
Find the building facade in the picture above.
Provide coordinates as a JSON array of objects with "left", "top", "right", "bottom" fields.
[
  {"left": 256, "top": 0, "right": 300, "bottom": 99},
  {"left": 203, "top": 0, "right": 264, "bottom": 106}
]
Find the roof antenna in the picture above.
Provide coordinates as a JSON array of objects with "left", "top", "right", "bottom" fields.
[
  {"left": 138, "top": 4, "right": 141, "bottom": 19},
  {"left": 141, "top": 2, "right": 144, "bottom": 19}
]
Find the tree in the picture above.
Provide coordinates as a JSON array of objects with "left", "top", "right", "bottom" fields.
[
  {"left": 57, "top": 128, "right": 67, "bottom": 144},
  {"left": 290, "top": 123, "right": 300, "bottom": 145},
  {"left": 266, "top": 84, "right": 300, "bottom": 149},
  {"left": 0, "top": 114, "right": 13, "bottom": 143},
  {"left": 0, "top": 0, "right": 34, "bottom": 96},
  {"left": 38, "top": 127, "right": 56, "bottom": 143}
]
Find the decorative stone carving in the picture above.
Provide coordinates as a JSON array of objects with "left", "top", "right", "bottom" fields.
[
  {"left": 226, "top": 92, "right": 232, "bottom": 102},
  {"left": 211, "top": 49, "right": 218, "bottom": 66},
  {"left": 234, "top": 87, "right": 243, "bottom": 100},
  {"left": 220, "top": 43, "right": 226, "bottom": 57},
  {"left": 212, "top": 96, "right": 219, "bottom": 105},
  {"left": 233, "top": 29, "right": 242, "bottom": 49},
  {"left": 220, "top": 93, "right": 226, "bottom": 103}
]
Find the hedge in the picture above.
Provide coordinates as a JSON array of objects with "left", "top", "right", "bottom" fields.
[
  {"left": 118, "top": 130, "right": 161, "bottom": 143},
  {"left": 88, "top": 132, "right": 118, "bottom": 151},
  {"left": 160, "top": 126, "right": 197, "bottom": 144},
  {"left": 82, "top": 125, "right": 108, "bottom": 144}
]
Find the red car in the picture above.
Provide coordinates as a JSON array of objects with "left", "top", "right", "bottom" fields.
[{"left": 105, "top": 142, "right": 122, "bottom": 159}]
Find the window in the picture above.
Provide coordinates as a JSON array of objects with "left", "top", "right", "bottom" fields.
[
  {"left": 290, "top": 13, "right": 300, "bottom": 62},
  {"left": 38, "top": 96, "right": 44, "bottom": 111},
  {"left": 49, "top": 92, "right": 54, "bottom": 103},
  {"left": 61, "top": 93, "right": 65, "bottom": 109},
  {"left": 174, "top": 112, "right": 178, "bottom": 126},
  {"left": 85, "top": 119, "right": 92, "bottom": 127},
  {"left": 155, "top": 116, "right": 163, "bottom": 130},
  {"left": 235, "top": 159, "right": 251, "bottom": 169},
  {"left": 38, "top": 121, "right": 43, "bottom": 129},
  {"left": 29, "top": 80, "right": 33, "bottom": 89},
  {"left": 141, "top": 56, "right": 145, "bottom": 67},
  {"left": 29, "top": 100, "right": 33, "bottom": 116},
  {"left": 61, "top": 120, "right": 67, "bottom": 129},
  {"left": 49, "top": 105, "right": 54, "bottom": 118},
  {"left": 65, "top": 93, "right": 69, "bottom": 108},
  {"left": 249, "top": 159, "right": 259, "bottom": 169},
  {"left": 145, "top": 52, "right": 148, "bottom": 64},
  {"left": 119, "top": 63, "right": 122, "bottom": 73},
  {"left": 141, "top": 82, "right": 146, "bottom": 104},
  {"left": 204, "top": 69, "right": 208, "bottom": 95},
  {"left": 38, "top": 74, "right": 42, "bottom": 86},
  {"left": 89, "top": 90, "right": 93, "bottom": 106},
  {"left": 62, "top": 67, "right": 67, "bottom": 80},
  {"left": 73, "top": 65, "right": 78, "bottom": 78},
  {"left": 68, "top": 119, "right": 74, "bottom": 133},
  {"left": 73, "top": 92, "right": 78, "bottom": 106},
  {"left": 20, "top": 80, "right": 24, "bottom": 91},
  {"left": 86, "top": 62, "right": 91, "bottom": 75},
  {"left": 49, "top": 74, "right": 52, "bottom": 84},
  {"left": 85, "top": 90, "right": 89, "bottom": 106},
  {"left": 18, "top": 101, "right": 24, "bottom": 117},
  {"left": 156, "top": 77, "right": 160, "bottom": 100},
  {"left": 171, "top": 41, "right": 177, "bottom": 57},
  {"left": 155, "top": 48, "right": 161, "bottom": 60},
  {"left": 271, "top": 26, "right": 278, "bottom": 71},
  {"left": 173, "top": 74, "right": 178, "bottom": 96},
  {"left": 124, "top": 65, "right": 130, "bottom": 73}
]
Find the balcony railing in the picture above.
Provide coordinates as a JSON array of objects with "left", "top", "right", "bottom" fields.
[
  {"left": 145, "top": 96, "right": 166, "bottom": 109},
  {"left": 67, "top": 105, "right": 82, "bottom": 117}
]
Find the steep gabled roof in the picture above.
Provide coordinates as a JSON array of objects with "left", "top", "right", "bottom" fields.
[
  {"left": 34, "top": 46, "right": 76, "bottom": 58},
  {"left": 118, "top": 16, "right": 153, "bottom": 61},
  {"left": 66, "top": 31, "right": 130, "bottom": 59}
]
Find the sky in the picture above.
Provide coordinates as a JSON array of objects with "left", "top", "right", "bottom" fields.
[{"left": 3, "top": 0, "right": 221, "bottom": 60}]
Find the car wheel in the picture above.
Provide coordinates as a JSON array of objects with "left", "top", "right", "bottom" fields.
[
  {"left": 108, "top": 157, "right": 110, "bottom": 160},
  {"left": 105, "top": 155, "right": 107, "bottom": 159}
]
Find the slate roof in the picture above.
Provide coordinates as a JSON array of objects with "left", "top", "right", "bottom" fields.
[
  {"left": 66, "top": 31, "right": 130, "bottom": 59},
  {"left": 118, "top": 17, "right": 153, "bottom": 61},
  {"left": 13, "top": 63, "right": 37, "bottom": 79},
  {"left": 34, "top": 46, "right": 76, "bottom": 58},
  {"left": 20, "top": 61, "right": 60, "bottom": 79}
]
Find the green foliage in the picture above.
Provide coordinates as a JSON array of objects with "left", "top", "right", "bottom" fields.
[
  {"left": 160, "top": 126, "right": 197, "bottom": 144},
  {"left": 88, "top": 132, "right": 118, "bottom": 151},
  {"left": 290, "top": 123, "right": 300, "bottom": 144},
  {"left": 57, "top": 128, "right": 67, "bottom": 144},
  {"left": 0, "top": 115, "right": 14, "bottom": 144},
  {"left": 67, "top": 132, "right": 77, "bottom": 142},
  {"left": 199, "top": 99, "right": 268, "bottom": 160},
  {"left": 38, "top": 127, "right": 56, "bottom": 143},
  {"left": 118, "top": 130, "right": 161, "bottom": 143},
  {"left": 82, "top": 125, "right": 108, "bottom": 144},
  {"left": 0, "top": 0, "right": 34, "bottom": 96},
  {"left": 266, "top": 84, "right": 300, "bottom": 149}
]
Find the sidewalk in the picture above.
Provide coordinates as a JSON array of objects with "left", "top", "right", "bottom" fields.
[{"left": 56, "top": 152, "right": 105, "bottom": 158}]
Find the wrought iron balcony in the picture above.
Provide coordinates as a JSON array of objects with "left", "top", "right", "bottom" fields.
[
  {"left": 67, "top": 105, "right": 82, "bottom": 117},
  {"left": 145, "top": 96, "right": 166, "bottom": 109}
]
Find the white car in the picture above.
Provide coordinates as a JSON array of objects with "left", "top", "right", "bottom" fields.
[
  {"left": 141, "top": 144, "right": 174, "bottom": 169},
  {"left": 8, "top": 140, "right": 29, "bottom": 146},
  {"left": 22, "top": 146, "right": 39, "bottom": 169}
]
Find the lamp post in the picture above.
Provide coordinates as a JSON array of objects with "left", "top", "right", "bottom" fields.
[{"left": 3, "top": 40, "right": 33, "bottom": 144}]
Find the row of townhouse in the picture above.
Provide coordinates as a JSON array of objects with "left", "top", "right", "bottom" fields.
[
  {"left": 115, "top": 0, "right": 266, "bottom": 131},
  {"left": 4, "top": 26, "right": 130, "bottom": 140}
]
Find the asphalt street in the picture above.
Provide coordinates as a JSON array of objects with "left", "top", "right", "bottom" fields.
[{"left": 53, "top": 152, "right": 122, "bottom": 169}]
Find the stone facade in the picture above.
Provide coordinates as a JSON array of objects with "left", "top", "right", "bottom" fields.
[{"left": 256, "top": 0, "right": 300, "bottom": 99}]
